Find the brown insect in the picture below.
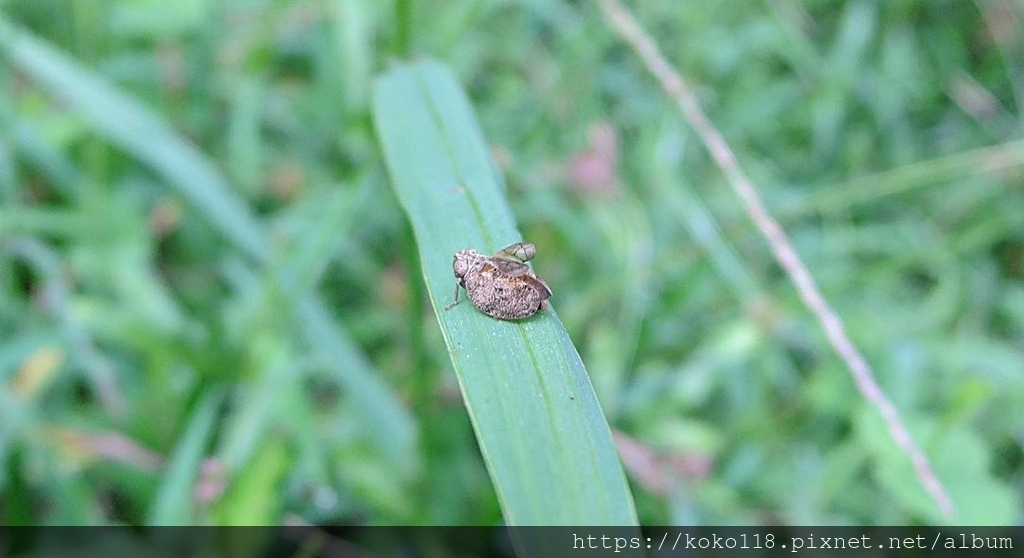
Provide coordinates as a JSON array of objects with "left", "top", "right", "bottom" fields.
[{"left": 445, "top": 242, "right": 552, "bottom": 320}]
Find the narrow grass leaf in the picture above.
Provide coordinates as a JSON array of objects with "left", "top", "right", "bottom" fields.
[
  {"left": 0, "top": 17, "right": 266, "bottom": 261},
  {"left": 147, "top": 388, "right": 225, "bottom": 525},
  {"left": 0, "top": 21, "right": 417, "bottom": 473},
  {"left": 779, "top": 140, "right": 1024, "bottom": 218},
  {"left": 373, "top": 60, "right": 638, "bottom": 525}
]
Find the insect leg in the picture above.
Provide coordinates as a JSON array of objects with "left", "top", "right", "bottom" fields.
[{"left": 444, "top": 281, "right": 463, "bottom": 310}]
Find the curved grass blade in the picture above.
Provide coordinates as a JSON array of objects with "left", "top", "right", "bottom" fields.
[
  {"left": 148, "top": 388, "right": 225, "bottom": 525},
  {"left": 373, "top": 60, "right": 638, "bottom": 525},
  {"left": 0, "top": 20, "right": 417, "bottom": 477}
]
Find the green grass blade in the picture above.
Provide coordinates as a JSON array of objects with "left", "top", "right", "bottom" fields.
[
  {"left": 0, "top": 17, "right": 266, "bottom": 262},
  {"left": 0, "top": 20, "right": 417, "bottom": 474},
  {"left": 147, "top": 388, "right": 225, "bottom": 525},
  {"left": 372, "top": 60, "right": 638, "bottom": 525}
]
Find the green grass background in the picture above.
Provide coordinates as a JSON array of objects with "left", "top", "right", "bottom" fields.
[{"left": 1, "top": 0, "right": 1023, "bottom": 526}]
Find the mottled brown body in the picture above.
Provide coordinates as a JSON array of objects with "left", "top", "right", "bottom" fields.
[{"left": 446, "top": 242, "right": 552, "bottom": 320}]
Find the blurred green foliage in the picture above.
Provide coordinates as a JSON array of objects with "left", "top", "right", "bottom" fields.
[{"left": 1, "top": 0, "right": 1022, "bottom": 526}]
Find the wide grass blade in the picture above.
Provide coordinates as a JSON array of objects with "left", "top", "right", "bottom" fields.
[{"left": 373, "top": 60, "right": 638, "bottom": 525}]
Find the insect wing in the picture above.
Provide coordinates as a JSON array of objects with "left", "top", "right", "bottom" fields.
[
  {"left": 487, "top": 242, "right": 536, "bottom": 277},
  {"left": 483, "top": 258, "right": 531, "bottom": 277},
  {"left": 521, "top": 274, "right": 552, "bottom": 300},
  {"left": 493, "top": 242, "right": 536, "bottom": 262}
]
